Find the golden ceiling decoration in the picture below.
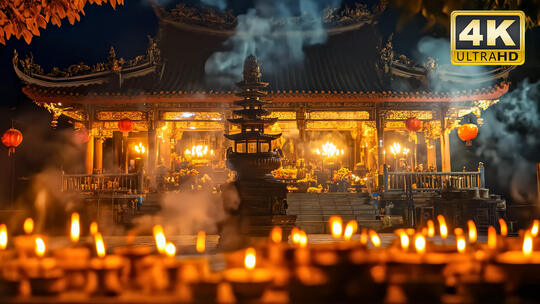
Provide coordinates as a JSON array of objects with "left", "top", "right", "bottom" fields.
[
  {"left": 62, "top": 110, "right": 87, "bottom": 122},
  {"left": 385, "top": 110, "right": 433, "bottom": 120},
  {"left": 306, "top": 121, "right": 360, "bottom": 130},
  {"left": 162, "top": 112, "right": 222, "bottom": 121},
  {"left": 384, "top": 121, "right": 405, "bottom": 129},
  {"left": 268, "top": 112, "right": 296, "bottom": 120},
  {"left": 97, "top": 111, "right": 146, "bottom": 121},
  {"left": 308, "top": 111, "right": 370, "bottom": 120},
  {"left": 173, "top": 121, "right": 223, "bottom": 130}
]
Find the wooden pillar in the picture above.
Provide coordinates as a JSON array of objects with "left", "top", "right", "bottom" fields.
[
  {"left": 426, "top": 138, "right": 437, "bottom": 170},
  {"left": 112, "top": 131, "right": 122, "bottom": 172},
  {"left": 375, "top": 108, "right": 385, "bottom": 188},
  {"left": 94, "top": 138, "right": 103, "bottom": 174},
  {"left": 440, "top": 106, "right": 451, "bottom": 172},
  {"left": 85, "top": 135, "right": 94, "bottom": 174},
  {"left": 296, "top": 107, "right": 306, "bottom": 159},
  {"left": 147, "top": 110, "right": 158, "bottom": 175}
]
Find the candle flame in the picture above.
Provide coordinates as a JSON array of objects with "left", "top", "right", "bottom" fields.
[
  {"left": 95, "top": 233, "right": 106, "bottom": 258},
  {"left": 70, "top": 213, "right": 80, "bottom": 243},
  {"left": 165, "top": 242, "right": 176, "bottom": 257},
  {"left": 389, "top": 142, "right": 401, "bottom": 157},
  {"left": 499, "top": 218, "right": 508, "bottom": 237},
  {"left": 185, "top": 145, "right": 211, "bottom": 158},
  {"left": 467, "top": 220, "right": 477, "bottom": 243},
  {"left": 360, "top": 228, "right": 368, "bottom": 245},
  {"left": 399, "top": 230, "right": 409, "bottom": 250},
  {"left": 457, "top": 235, "right": 466, "bottom": 253},
  {"left": 0, "top": 224, "right": 7, "bottom": 250},
  {"left": 369, "top": 230, "right": 381, "bottom": 248},
  {"left": 196, "top": 231, "right": 206, "bottom": 253},
  {"left": 134, "top": 142, "right": 146, "bottom": 154},
  {"left": 454, "top": 228, "right": 464, "bottom": 236},
  {"left": 23, "top": 218, "right": 34, "bottom": 235},
  {"left": 426, "top": 220, "right": 435, "bottom": 238},
  {"left": 298, "top": 230, "right": 308, "bottom": 248},
  {"left": 270, "top": 226, "right": 282, "bottom": 243},
  {"left": 244, "top": 247, "right": 256, "bottom": 270},
  {"left": 343, "top": 220, "right": 358, "bottom": 241},
  {"left": 329, "top": 216, "right": 343, "bottom": 239},
  {"left": 488, "top": 226, "right": 497, "bottom": 250},
  {"left": 153, "top": 225, "right": 166, "bottom": 254},
  {"left": 315, "top": 142, "right": 343, "bottom": 158},
  {"left": 523, "top": 232, "right": 533, "bottom": 256},
  {"left": 35, "top": 237, "right": 46, "bottom": 257},
  {"left": 89, "top": 221, "right": 99, "bottom": 236},
  {"left": 414, "top": 234, "right": 426, "bottom": 254},
  {"left": 531, "top": 220, "right": 539, "bottom": 237},
  {"left": 437, "top": 215, "right": 448, "bottom": 239}
]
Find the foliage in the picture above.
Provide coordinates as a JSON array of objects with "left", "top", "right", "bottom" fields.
[
  {"left": 0, "top": 0, "right": 123, "bottom": 45},
  {"left": 391, "top": 0, "right": 540, "bottom": 31}
]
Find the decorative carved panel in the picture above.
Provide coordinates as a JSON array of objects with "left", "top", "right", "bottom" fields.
[
  {"left": 173, "top": 121, "right": 223, "bottom": 130},
  {"left": 306, "top": 121, "right": 362, "bottom": 130},
  {"left": 385, "top": 110, "right": 433, "bottom": 120},
  {"left": 162, "top": 111, "right": 223, "bottom": 121},
  {"left": 267, "top": 112, "right": 296, "bottom": 120},
  {"left": 97, "top": 111, "right": 146, "bottom": 121},
  {"left": 308, "top": 111, "right": 370, "bottom": 120}
]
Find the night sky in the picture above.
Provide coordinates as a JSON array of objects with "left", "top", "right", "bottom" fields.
[{"left": 0, "top": 0, "right": 539, "bottom": 208}]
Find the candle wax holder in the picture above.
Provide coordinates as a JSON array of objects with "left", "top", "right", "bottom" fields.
[
  {"left": 288, "top": 266, "right": 332, "bottom": 303},
  {"left": 224, "top": 268, "right": 273, "bottom": 301},
  {"left": 113, "top": 244, "right": 153, "bottom": 289},
  {"left": 190, "top": 273, "right": 222, "bottom": 303},
  {"left": 90, "top": 255, "right": 125, "bottom": 296},
  {"left": 496, "top": 251, "right": 540, "bottom": 301},
  {"left": 0, "top": 259, "right": 21, "bottom": 297},
  {"left": 54, "top": 246, "right": 91, "bottom": 291},
  {"left": 24, "top": 258, "right": 65, "bottom": 296}
]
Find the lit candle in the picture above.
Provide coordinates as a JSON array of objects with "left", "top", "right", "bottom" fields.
[
  {"left": 487, "top": 226, "right": 497, "bottom": 250},
  {"left": 531, "top": 220, "right": 539, "bottom": 237},
  {"left": 343, "top": 220, "right": 358, "bottom": 241},
  {"left": 456, "top": 235, "right": 466, "bottom": 254},
  {"left": 70, "top": 212, "right": 80, "bottom": 243},
  {"left": 329, "top": 216, "right": 343, "bottom": 240},
  {"left": 153, "top": 225, "right": 166, "bottom": 254},
  {"left": 414, "top": 233, "right": 426, "bottom": 254},
  {"left": 399, "top": 230, "right": 410, "bottom": 251},
  {"left": 244, "top": 247, "right": 256, "bottom": 270},
  {"left": 499, "top": 218, "right": 508, "bottom": 237},
  {"left": 360, "top": 228, "right": 368, "bottom": 246},
  {"left": 89, "top": 221, "right": 99, "bottom": 236},
  {"left": 426, "top": 220, "right": 435, "bottom": 238},
  {"left": 196, "top": 231, "right": 206, "bottom": 253},
  {"left": 24, "top": 218, "right": 34, "bottom": 235},
  {"left": 369, "top": 230, "right": 381, "bottom": 248},
  {"left": 468, "top": 220, "right": 477, "bottom": 244},
  {"left": 270, "top": 226, "right": 282, "bottom": 243},
  {"left": 95, "top": 233, "right": 106, "bottom": 258},
  {"left": 165, "top": 242, "right": 176, "bottom": 257},
  {"left": 0, "top": 224, "right": 7, "bottom": 250},
  {"left": 437, "top": 215, "right": 448, "bottom": 240},
  {"left": 523, "top": 231, "right": 533, "bottom": 257},
  {"left": 35, "top": 237, "right": 46, "bottom": 258}
]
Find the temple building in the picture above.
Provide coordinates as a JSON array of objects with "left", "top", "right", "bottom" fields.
[{"left": 13, "top": 4, "right": 511, "bottom": 196}]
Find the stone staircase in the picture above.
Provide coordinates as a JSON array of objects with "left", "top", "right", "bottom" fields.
[{"left": 286, "top": 193, "right": 381, "bottom": 233}]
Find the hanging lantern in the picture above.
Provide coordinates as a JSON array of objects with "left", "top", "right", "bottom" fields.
[
  {"left": 118, "top": 119, "right": 133, "bottom": 132},
  {"left": 73, "top": 128, "right": 89, "bottom": 144},
  {"left": 2, "top": 128, "right": 23, "bottom": 156},
  {"left": 405, "top": 117, "right": 422, "bottom": 132},
  {"left": 457, "top": 123, "right": 478, "bottom": 146}
]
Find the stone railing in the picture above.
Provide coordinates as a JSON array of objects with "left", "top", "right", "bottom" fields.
[
  {"left": 383, "top": 163, "right": 485, "bottom": 192},
  {"left": 62, "top": 172, "right": 144, "bottom": 194}
]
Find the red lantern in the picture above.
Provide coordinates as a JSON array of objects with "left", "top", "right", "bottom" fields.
[
  {"left": 73, "top": 128, "right": 89, "bottom": 144},
  {"left": 457, "top": 123, "right": 478, "bottom": 146},
  {"left": 2, "top": 128, "right": 23, "bottom": 156},
  {"left": 118, "top": 119, "right": 133, "bottom": 132},
  {"left": 405, "top": 117, "right": 422, "bottom": 132}
]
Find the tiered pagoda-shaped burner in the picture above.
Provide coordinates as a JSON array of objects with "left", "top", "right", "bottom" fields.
[
  {"left": 221, "top": 55, "right": 295, "bottom": 246},
  {"left": 225, "top": 55, "right": 282, "bottom": 178}
]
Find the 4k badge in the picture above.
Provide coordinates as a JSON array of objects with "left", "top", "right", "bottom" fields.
[{"left": 451, "top": 11, "right": 525, "bottom": 65}]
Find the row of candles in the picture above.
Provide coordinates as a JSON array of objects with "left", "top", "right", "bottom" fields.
[{"left": 0, "top": 213, "right": 539, "bottom": 302}]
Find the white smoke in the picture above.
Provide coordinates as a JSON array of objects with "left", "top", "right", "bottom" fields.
[
  {"left": 204, "top": 0, "right": 341, "bottom": 87},
  {"left": 474, "top": 80, "right": 540, "bottom": 204}
]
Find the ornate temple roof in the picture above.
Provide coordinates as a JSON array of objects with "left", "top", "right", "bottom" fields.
[{"left": 13, "top": 4, "right": 513, "bottom": 105}]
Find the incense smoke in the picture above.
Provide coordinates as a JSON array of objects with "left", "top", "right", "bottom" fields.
[
  {"left": 133, "top": 186, "right": 239, "bottom": 236},
  {"left": 201, "top": 0, "right": 227, "bottom": 11},
  {"left": 474, "top": 80, "right": 540, "bottom": 205},
  {"left": 204, "top": 0, "right": 341, "bottom": 87}
]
